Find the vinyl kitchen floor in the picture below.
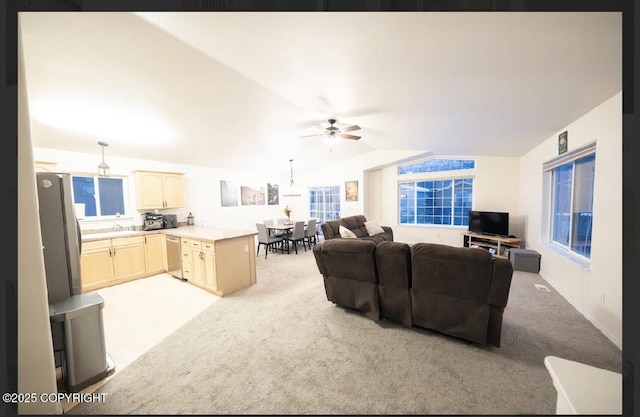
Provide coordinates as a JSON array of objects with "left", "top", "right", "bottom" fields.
[{"left": 59, "top": 273, "right": 220, "bottom": 412}]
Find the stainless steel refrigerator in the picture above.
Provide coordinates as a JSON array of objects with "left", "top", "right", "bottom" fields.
[
  {"left": 36, "top": 172, "right": 82, "bottom": 304},
  {"left": 36, "top": 172, "right": 115, "bottom": 391}
]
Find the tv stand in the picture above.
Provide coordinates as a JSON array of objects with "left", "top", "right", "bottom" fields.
[{"left": 462, "top": 232, "right": 523, "bottom": 259}]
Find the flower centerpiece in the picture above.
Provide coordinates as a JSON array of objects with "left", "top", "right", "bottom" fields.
[{"left": 284, "top": 206, "right": 292, "bottom": 222}]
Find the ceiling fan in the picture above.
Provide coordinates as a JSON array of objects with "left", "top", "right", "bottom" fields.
[{"left": 299, "top": 118, "right": 362, "bottom": 141}]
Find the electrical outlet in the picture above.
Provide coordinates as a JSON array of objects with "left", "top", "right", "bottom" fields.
[{"left": 244, "top": 244, "right": 249, "bottom": 252}]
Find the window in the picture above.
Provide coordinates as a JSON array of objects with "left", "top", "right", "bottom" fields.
[
  {"left": 543, "top": 141, "right": 596, "bottom": 260},
  {"left": 309, "top": 185, "right": 341, "bottom": 234},
  {"left": 398, "top": 158, "right": 475, "bottom": 175},
  {"left": 399, "top": 178, "right": 473, "bottom": 226},
  {"left": 71, "top": 175, "right": 128, "bottom": 218},
  {"left": 546, "top": 151, "right": 595, "bottom": 258}
]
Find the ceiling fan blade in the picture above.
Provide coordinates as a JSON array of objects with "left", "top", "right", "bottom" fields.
[
  {"left": 341, "top": 124, "right": 361, "bottom": 132},
  {"left": 338, "top": 133, "right": 361, "bottom": 140},
  {"left": 299, "top": 133, "right": 325, "bottom": 138}
]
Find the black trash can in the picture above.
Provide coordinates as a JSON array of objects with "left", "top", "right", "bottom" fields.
[{"left": 49, "top": 292, "right": 115, "bottom": 392}]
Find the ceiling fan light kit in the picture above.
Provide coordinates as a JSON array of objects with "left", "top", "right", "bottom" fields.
[{"left": 299, "top": 118, "right": 362, "bottom": 151}]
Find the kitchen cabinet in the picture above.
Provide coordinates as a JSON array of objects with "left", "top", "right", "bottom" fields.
[
  {"left": 144, "top": 234, "right": 165, "bottom": 275},
  {"left": 112, "top": 236, "right": 147, "bottom": 282},
  {"left": 134, "top": 170, "right": 184, "bottom": 210},
  {"left": 80, "top": 239, "right": 115, "bottom": 291},
  {"left": 81, "top": 235, "right": 149, "bottom": 291},
  {"left": 180, "top": 237, "right": 193, "bottom": 281},
  {"left": 182, "top": 238, "right": 217, "bottom": 292},
  {"left": 179, "top": 231, "right": 255, "bottom": 296},
  {"left": 34, "top": 161, "right": 58, "bottom": 172}
]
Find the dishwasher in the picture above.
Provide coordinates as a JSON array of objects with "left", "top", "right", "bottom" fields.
[{"left": 166, "top": 235, "right": 183, "bottom": 280}]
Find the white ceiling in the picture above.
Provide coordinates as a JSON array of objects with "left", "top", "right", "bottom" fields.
[{"left": 20, "top": 11, "right": 621, "bottom": 176}]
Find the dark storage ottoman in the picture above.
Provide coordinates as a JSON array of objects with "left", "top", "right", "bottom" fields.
[{"left": 509, "top": 248, "right": 541, "bottom": 273}]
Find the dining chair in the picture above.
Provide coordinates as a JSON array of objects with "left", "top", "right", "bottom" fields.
[
  {"left": 285, "top": 221, "right": 306, "bottom": 254},
  {"left": 256, "top": 223, "right": 283, "bottom": 259},
  {"left": 264, "top": 219, "right": 286, "bottom": 237},
  {"left": 304, "top": 218, "right": 318, "bottom": 249}
]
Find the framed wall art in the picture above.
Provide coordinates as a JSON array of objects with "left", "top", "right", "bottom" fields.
[
  {"left": 220, "top": 180, "right": 239, "bottom": 207},
  {"left": 240, "top": 185, "right": 265, "bottom": 205},
  {"left": 558, "top": 131, "right": 568, "bottom": 155},
  {"left": 345, "top": 180, "right": 358, "bottom": 202}
]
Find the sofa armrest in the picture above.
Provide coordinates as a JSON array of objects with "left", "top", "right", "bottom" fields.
[
  {"left": 312, "top": 244, "right": 329, "bottom": 277},
  {"left": 381, "top": 226, "right": 394, "bottom": 241},
  {"left": 320, "top": 222, "right": 336, "bottom": 240},
  {"left": 488, "top": 257, "right": 514, "bottom": 308}
]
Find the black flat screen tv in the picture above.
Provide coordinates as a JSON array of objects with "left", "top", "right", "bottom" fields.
[{"left": 468, "top": 211, "right": 509, "bottom": 236}]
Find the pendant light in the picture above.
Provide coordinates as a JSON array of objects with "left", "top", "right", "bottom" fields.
[
  {"left": 97, "top": 141, "right": 110, "bottom": 177},
  {"left": 282, "top": 158, "right": 301, "bottom": 197}
]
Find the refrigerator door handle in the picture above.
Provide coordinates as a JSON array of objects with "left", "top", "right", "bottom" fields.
[{"left": 76, "top": 217, "right": 82, "bottom": 254}]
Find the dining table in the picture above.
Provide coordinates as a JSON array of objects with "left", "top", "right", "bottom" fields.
[{"left": 265, "top": 219, "right": 319, "bottom": 254}]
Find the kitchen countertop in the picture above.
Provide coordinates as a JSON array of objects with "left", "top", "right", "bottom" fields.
[{"left": 81, "top": 226, "right": 257, "bottom": 243}]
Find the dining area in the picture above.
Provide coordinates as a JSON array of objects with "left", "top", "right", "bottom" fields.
[{"left": 256, "top": 216, "right": 319, "bottom": 259}]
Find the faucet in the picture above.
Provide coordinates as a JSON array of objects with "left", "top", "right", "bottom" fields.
[{"left": 113, "top": 223, "right": 122, "bottom": 232}]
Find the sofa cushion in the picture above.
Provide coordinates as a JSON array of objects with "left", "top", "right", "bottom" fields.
[
  {"left": 364, "top": 221, "right": 385, "bottom": 236},
  {"left": 339, "top": 225, "right": 358, "bottom": 239}
]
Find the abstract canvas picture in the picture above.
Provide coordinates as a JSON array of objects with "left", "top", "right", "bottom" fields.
[
  {"left": 241, "top": 185, "right": 265, "bottom": 205},
  {"left": 220, "top": 180, "right": 239, "bottom": 207},
  {"left": 267, "top": 183, "right": 279, "bottom": 205}
]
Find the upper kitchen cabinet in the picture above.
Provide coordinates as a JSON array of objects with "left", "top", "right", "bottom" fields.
[
  {"left": 34, "top": 161, "right": 58, "bottom": 172},
  {"left": 134, "top": 170, "right": 184, "bottom": 210}
]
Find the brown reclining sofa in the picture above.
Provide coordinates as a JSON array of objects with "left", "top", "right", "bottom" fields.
[{"left": 312, "top": 239, "right": 514, "bottom": 347}]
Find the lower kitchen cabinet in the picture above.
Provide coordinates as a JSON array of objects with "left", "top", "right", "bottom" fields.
[
  {"left": 111, "top": 236, "right": 146, "bottom": 282},
  {"left": 180, "top": 235, "right": 254, "bottom": 296},
  {"left": 182, "top": 238, "right": 216, "bottom": 292},
  {"left": 144, "top": 234, "right": 165, "bottom": 275},
  {"left": 80, "top": 240, "right": 115, "bottom": 291},
  {"left": 81, "top": 234, "right": 163, "bottom": 292}
]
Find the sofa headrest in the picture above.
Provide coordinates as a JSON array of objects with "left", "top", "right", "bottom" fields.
[
  {"left": 315, "top": 239, "right": 378, "bottom": 282},
  {"left": 324, "top": 215, "right": 369, "bottom": 238},
  {"left": 320, "top": 238, "right": 377, "bottom": 253}
]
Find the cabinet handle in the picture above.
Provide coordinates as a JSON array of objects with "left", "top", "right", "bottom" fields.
[
  {"left": 113, "top": 248, "right": 116, "bottom": 256},
  {"left": 109, "top": 248, "right": 112, "bottom": 257},
  {"left": 200, "top": 251, "right": 204, "bottom": 260}
]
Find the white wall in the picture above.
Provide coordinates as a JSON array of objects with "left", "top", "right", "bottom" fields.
[
  {"left": 299, "top": 149, "right": 428, "bottom": 222},
  {"left": 518, "top": 92, "right": 622, "bottom": 348},
  {"left": 17, "top": 24, "right": 62, "bottom": 414},
  {"left": 32, "top": 148, "right": 300, "bottom": 233}
]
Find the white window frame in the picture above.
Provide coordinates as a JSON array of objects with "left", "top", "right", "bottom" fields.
[
  {"left": 541, "top": 141, "right": 596, "bottom": 266},
  {"left": 70, "top": 173, "right": 132, "bottom": 221},
  {"left": 398, "top": 174, "right": 474, "bottom": 227}
]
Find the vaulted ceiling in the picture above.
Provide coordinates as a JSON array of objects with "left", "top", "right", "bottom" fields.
[{"left": 20, "top": 11, "right": 621, "bottom": 176}]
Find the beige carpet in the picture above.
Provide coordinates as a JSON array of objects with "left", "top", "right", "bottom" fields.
[
  {"left": 60, "top": 273, "right": 219, "bottom": 412},
  {"left": 68, "top": 246, "right": 622, "bottom": 414}
]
